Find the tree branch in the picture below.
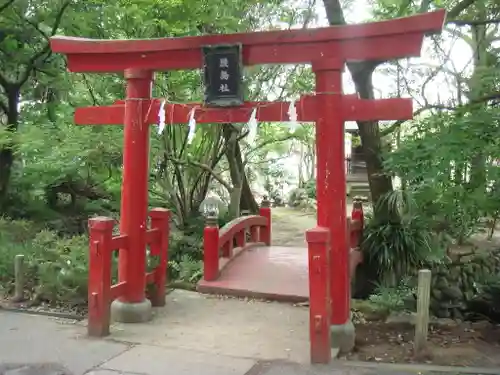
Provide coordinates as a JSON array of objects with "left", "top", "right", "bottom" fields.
[
  {"left": 381, "top": 91, "right": 500, "bottom": 136},
  {"left": 448, "top": 18, "right": 500, "bottom": 26},
  {"left": 166, "top": 155, "right": 233, "bottom": 192},
  {"left": 244, "top": 134, "right": 299, "bottom": 159},
  {"left": 0, "top": 0, "right": 15, "bottom": 13},
  {"left": 447, "top": 0, "right": 478, "bottom": 20},
  {"left": 16, "top": 0, "right": 70, "bottom": 87}
]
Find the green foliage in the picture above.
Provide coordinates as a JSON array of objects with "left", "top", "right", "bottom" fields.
[
  {"left": 368, "top": 277, "right": 416, "bottom": 313},
  {"left": 302, "top": 179, "right": 316, "bottom": 199},
  {"left": 0, "top": 218, "right": 91, "bottom": 305},
  {"left": 385, "top": 107, "right": 500, "bottom": 244},
  {"left": 470, "top": 271, "right": 500, "bottom": 316},
  {"left": 361, "top": 190, "right": 442, "bottom": 285}
]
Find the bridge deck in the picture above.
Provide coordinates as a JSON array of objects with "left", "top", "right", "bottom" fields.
[{"left": 197, "top": 246, "right": 308, "bottom": 302}]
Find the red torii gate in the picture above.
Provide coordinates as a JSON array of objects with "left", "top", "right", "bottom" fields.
[{"left": 49, "top": 9, "right": 445, "bottom": 362}]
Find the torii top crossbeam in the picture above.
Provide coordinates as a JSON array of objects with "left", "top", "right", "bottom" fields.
[{"left": 50, "top": 10, "right": 445, "bottom": 72}]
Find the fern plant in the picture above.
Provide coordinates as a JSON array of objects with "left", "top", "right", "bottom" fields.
[{"left": 361, "top": 190, "right": 442, "bottom": 286}]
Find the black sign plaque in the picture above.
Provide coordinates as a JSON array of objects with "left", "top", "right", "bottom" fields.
[{"left": 202, "top": 44, "right": 244, "bottom": 107}]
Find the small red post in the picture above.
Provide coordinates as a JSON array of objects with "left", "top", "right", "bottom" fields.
[
  {"left": 149, "top": 208, "right": 170, "bottom": 307},
  {"left": 203, "top": 215, "right": 219, "bottom": 281},
  {"left": 306, "top": 227, "right": 331, "bottom": 364},
  {"left": 88, "top": 216, "right": 114, "bottom": 337},
  {"left": 350, "top": 199, "right": 364, "bottom": 249},
  {"left": 250, "top": 226, "right": 259, "bottom": 243},
  {"left": 236, "top": 230, "right": 246, "bottom": 248},
  {"left": 259, "top": 197, "right": 272, "bottom": 245},
  {"left": 118, "top": 68, "right": 154, "bottom": 306},
  {"left": 222, "top": 241, "right": 232, "bottom": 258}
]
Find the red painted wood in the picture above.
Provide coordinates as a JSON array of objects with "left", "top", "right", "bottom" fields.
[
  {"left": 110, "top": 281, "right": 127, "bottom": 301},
  {"left": 313, "top": 60, "right": 350, "bottom": 326},
  {"left": 49, "top": 10, "right": 445, "bottom": 72},
  {"left": 306, "top": 227, "right": 331, "bottom": 364},
  {"left": 197, "top": 243, "right": 364, "bottom": 302},
  {"left": 235, "top": 230, "right": 246, "bottom": 248},
  {"left": 349, "top": 201, "right": 364, "bottom": 249},
  {"left": 250, "top": 226, "right": 259, "bottom": 243},
  {"left": 110, "top": 234, "right": 128, "bottom": 250},
  {"left": 218, "top": 215, "right": 268, "bottom": 249},
  {"left": 74, "top": 96, "right": 413, "bottom": 125},
  {"left": 258, "top": 207, "right": 272, "bottom": 246},
  {"left": 203, "top": 225, "right": 220, "bottom": 281},
  {"left": 145, "top": 228, "right": 161, "bottom": 253},
  {"left": 87, "top": 217, "right": 114, "bottom": 337},
  {"left": 149, "top": 208, "right": 170, "bottom": 307},
  {"left": 222, "top": 241, "right": 232, "bottom": 258},
  {"left": 117, "top": 69, "right": 153, "bottom": 304}
]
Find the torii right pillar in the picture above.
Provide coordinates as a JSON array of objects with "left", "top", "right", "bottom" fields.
[{"left": 313, "top": 59, "right": 353, "bottom": 352}]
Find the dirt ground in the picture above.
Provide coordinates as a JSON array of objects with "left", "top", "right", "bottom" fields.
[{"left": 343, "top": 320, "right": 500, "bottom": 368}]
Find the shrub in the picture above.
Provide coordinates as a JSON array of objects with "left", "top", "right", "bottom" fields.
[
  {"left": 368, "top": 277, "right": 416, "bottom": 314},
  {"left": 361, "top": 190, "right": 443, "bottom": 286},
  {"left": 0, "top": 215, "right": 206, "bottom": 307}
]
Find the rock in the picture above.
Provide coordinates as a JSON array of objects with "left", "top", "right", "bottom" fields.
[
  {"left": 435, "top": 277, "right": 449, "bottom": 289},
  {"left": 436, "top": 308, "right": 451, "bottom": 318},
  {"left": 442, "top": 286, "right": 463, "bottom": 300},
  {"left": 471, "top": 320, "right": 491, "bottom": 330},
  {"left": 430, "top": 317, "right": 458, "bottom": 328},
  {"left": 431, "top": 288, "right": 443, "bottom": 300},
  {"left": 451, "top": 308, "right": 463, "bottom": 320}
]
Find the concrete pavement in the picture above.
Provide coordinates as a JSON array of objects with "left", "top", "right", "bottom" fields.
[{"left": 1, "top": 291, "right": 498, "bottom": 375}]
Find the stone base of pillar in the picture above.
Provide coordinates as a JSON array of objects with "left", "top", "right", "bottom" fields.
[
  {"left": 330, "top": 319, "right": 355, "bottom": 354},
  {"left": 110, "top": 298, "right": 152, "bottom": 323}
]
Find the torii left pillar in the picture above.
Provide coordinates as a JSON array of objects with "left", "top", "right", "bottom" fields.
[{"left": 110, "top": 69, "right": 154, "bottom": 323}]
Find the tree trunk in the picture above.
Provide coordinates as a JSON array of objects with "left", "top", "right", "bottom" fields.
[
  {"left": 0, "top": 84, "right": 20, "bottom": 207},
  {"left": 222, "top": 124, "right": 259, "bottom": 215},
  {"left": 351, "top": 66, "right": 394, "bottom": 206},
  {"left": 467, "top": 22, "right": 489, "bottom": 191},
  {"left": 322, "top": 0, "right": 393, "bottom": 210}
]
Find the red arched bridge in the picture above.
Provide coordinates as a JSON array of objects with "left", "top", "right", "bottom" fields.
[{"left": 197, "top": 198, "right": 364, "bottom": 302}]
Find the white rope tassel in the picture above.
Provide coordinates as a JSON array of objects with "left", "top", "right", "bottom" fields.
[
  {"left": 187, "top": 108, "right": 196, "bottom": 144},
  {"left": 247, "top": 108, "right": 258, "bottom": 145},
  {"left": 157, "top": 100, "right": 166, "bottom": 135},
  {"left": 287, "top": 100, "right": 298, "bottom": 133}
]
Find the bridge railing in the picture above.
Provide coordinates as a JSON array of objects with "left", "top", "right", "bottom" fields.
[
  {"left": 348, "top": 199, "right": 365, "bottom": 273},
  {"left": 203, "top": 199, "right": 272, "bottom": 281},
  {"left": 87, "top": 208, "right": 170, "bottom": 337}
]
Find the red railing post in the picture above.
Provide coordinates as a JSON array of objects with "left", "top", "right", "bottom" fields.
[
  {"left": 149, "top": 208, "right": 170, "bottom": 307},
  {"left": 203, "top": 214, "right": 219, "bottom": 281},
  {"left": 350, "top": 199, "right": 364, "bottom": 249},
  {"left": 259, "top": 197, "right": 272, "bottom": 245},
  {"left": 236, "top": 229, "right": 246, "bottom": 248},
  {"left": 250, "top": 226, "right": 259, "bottom": 243},
  {"left": 349, "top": 199, "right": 364, "bottom": 286},
  {"left": 306, "top": 227, "right": 331, "bottom": 364},
  {"left": 88, "top": 216, "right": 114, "bottom": 337}
]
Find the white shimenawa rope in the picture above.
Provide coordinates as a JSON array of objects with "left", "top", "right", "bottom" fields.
[
  {"left": 157, "top": 100, "right": 166, "bottom": 135},
  {"left": 187, "top": 108, "right": 196, "bottom": 144},
  {"left": 247, "top": 108, "right": 258, "bottom": 145},
  {"left": 287, "top": 100, "right": 298, "bottom": 133}
]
